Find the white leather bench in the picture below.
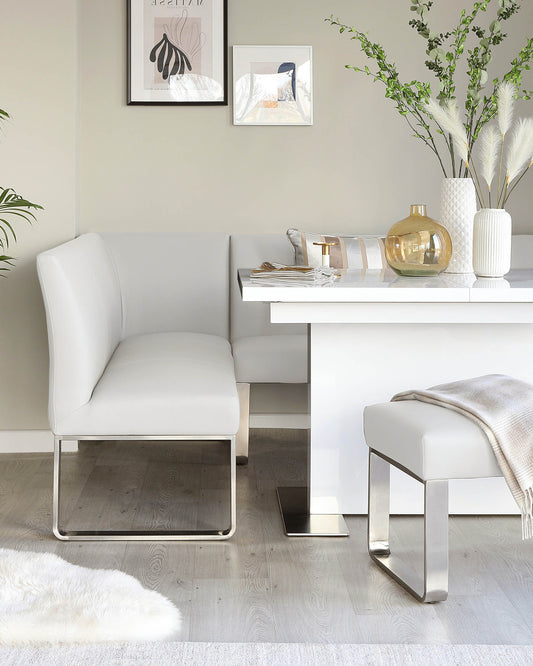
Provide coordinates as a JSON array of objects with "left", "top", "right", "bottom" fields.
[
  {"left": 37, "top": 232, "right": 239, "bottom": 541},
  {"left": 37, "top": 230, "right": 310, "bottom": 539}
]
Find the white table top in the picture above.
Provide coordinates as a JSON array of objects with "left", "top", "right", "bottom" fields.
[{"left": 238, "top": 268, "right": 533, "bottom": 303}]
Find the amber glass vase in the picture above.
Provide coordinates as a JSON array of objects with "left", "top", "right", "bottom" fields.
[{"left": 385, "top": 204, "right": 452, "bottom": 276}]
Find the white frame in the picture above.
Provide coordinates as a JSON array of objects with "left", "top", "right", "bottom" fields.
[{"left": 233, "top": 45, "right": 313, "bottom": 126}]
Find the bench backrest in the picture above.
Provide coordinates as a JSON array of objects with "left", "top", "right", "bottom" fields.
[
  {"left": 102, "top": 232, "right": 230, "bottom": 339},
  {"left": 230, "top": 233, "right": 306, "bottom": 341},
  {"left": 40, "top": 230, "right": 529, "bottom": 431},
  {"left": 37, "top": 233, "right": 122, "bottom": 430}
]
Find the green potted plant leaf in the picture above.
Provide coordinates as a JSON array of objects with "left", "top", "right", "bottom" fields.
[{"left": 0, "top": 107, "right": 42, "bottom": 276}]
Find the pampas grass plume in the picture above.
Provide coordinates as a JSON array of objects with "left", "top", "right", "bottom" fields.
[
  {"left": 479, "top": 124, "right": 501, "bottom": 191},
  {"left": 497, "top": 81, "right": 516, "bottom": 137},
  {"left": 426, "top": 98, "right": 470, "bottom": 166},
  {"left": 505, "top": 118, "right": 533, "bottom": 185}
]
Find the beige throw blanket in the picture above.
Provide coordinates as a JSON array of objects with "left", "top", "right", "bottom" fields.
[{"left": 393, "top": 374, "right": 533, "bottom": 539}]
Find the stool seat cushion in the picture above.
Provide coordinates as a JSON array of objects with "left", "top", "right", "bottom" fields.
[
  {"left": 55, "top": 332, "right": 240, "bottom": 437},
  {"left": 364, "top": 401, "right": 502, "bottom": 481}
]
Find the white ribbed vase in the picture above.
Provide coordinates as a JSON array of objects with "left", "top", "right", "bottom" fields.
[
  {"left": 472, "top": 208, "right": 512, "bottom": 278},
  {"left": 439, "top": 178, "right": 477, "bottom": 274}
]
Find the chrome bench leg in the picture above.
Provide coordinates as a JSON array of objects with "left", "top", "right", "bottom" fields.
[
  {"left": 236, "top": 382, "right": 250, "bottom": 465},
  {"left": 53, "top": 436, "right": 236, "bottom": 541},
  {"left": 368, "top": 450, "right": 449, "bottom": 602}
]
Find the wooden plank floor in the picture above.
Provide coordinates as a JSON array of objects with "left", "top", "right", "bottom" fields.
[{"left": 0, "top": 429, "right": 532, "bottom": 644}]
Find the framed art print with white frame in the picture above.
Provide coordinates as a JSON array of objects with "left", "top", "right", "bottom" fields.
[
  {"left": 233, "top": 45, "right": 313, "bottom": 125},
  {"left": 128, "top": 0, "right": 228, "bottom": 105}
]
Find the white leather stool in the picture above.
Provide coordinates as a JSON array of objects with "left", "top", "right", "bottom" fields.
[{"left": 363, "top": 400, "right": 503, "bottom": 602}]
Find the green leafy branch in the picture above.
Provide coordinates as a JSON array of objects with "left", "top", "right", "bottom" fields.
[
  {"left": 409, "top": 0, "right": 493, "bottom": 104},
  {"left": 326, "top": 0, "right": 533, "bottom": 178},
  {"left": 471, "top": 37, "right": 533, "bottom": 141},
  {"left": 327, "top": 16, "right": 447, "bottom": 176}
]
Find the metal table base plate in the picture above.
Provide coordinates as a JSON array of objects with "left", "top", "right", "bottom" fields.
[{"left": 276, "top": 486, "right": 349, "bottom": 537}]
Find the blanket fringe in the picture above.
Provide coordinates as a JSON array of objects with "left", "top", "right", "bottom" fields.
[{"left": 522, "top": 488, "right": 533, "bottom": 540}]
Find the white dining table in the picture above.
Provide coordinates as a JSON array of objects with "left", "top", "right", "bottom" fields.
[{"left": 239, "top": 268, "right": 533, "bottom": 536}]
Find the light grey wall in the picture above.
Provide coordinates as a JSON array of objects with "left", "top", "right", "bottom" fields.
[
  {"left": 1, "top": 0, "right": 533, "bottom": 431},
  {"left": 79, "top": 0, "right": 533, "bottom": 236},
  {"left": 0, "top": 0, "right": 77, "bottom": 429}
]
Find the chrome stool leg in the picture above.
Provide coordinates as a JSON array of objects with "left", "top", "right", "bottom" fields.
[
  {"left": 368, "top": 449, "right": 391, "bottom": 558},
  {"left": 368, "top": 449, "right": 449, "bottom": 602}
]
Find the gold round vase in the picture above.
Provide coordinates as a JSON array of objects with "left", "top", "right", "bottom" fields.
[{"left": 385, "top": 204, "right": 452, "bottom": 276}]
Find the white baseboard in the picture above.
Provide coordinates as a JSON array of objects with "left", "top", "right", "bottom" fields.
[
  {"left": 250, "top": 383, "right": 309, "bottom": 429},
  {"left": 250, "top": 413, "right": 310, "bottom": 429},
  {"left": 0, "top": 431, "right": 77, "bottom": 453}
]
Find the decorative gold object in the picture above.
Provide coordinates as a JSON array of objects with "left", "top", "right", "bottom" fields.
[
  {"left": 385, "top": 204, "right": 452, "bottom": 276},
  {"left": 312, "top": 241, "right": 339, "bottom": 267}
]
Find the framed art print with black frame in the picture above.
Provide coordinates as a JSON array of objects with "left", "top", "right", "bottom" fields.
[{"left": 128, "top": 0, "right": 228, "bottom": 105}]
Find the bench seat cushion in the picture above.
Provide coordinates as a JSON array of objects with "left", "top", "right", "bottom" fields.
[
  {"left": 55, "top": 332, "right": 239, "bottom": 437},
  {"left": 364, "top": 401, "right": 502, "bottom": 481},
  {"left": 232, "top": 334, "right": 308, "bottom": 384}
]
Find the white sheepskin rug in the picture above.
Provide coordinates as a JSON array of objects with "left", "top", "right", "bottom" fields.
[{"left": 0, "top": 548, "right": 181, "bottom": 645}]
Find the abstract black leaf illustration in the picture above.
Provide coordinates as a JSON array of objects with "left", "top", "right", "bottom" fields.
[{"left": 150, "top": 33, "right": 192, "bottom": 80}]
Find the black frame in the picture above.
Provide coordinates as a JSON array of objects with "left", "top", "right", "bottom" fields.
[{"left": 127, "top": 0, "right": 228, "bottom": 106}]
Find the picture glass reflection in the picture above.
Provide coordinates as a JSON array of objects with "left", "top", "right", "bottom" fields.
[{"left": 233, "top": 47, "right": 313, "bottom": 125}]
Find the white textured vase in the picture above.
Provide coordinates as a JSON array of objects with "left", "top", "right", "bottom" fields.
[
  {"left": 439, "top": 178, "right": 477, "bottom": 274},
  {"left": 472, "top": 208, "right": 512, "bottom": 278}
]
